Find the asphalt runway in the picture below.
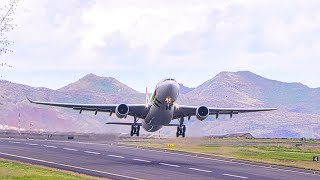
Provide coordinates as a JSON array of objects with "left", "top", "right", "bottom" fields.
[{"left": 0, "top": 138, "right": 319, "bottom": 180}]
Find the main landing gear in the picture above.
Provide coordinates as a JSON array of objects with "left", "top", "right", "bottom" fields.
[
  {"left": 130, "top": 114, "right": 140, "bottom": 136},
  {"left": 176, "top": 117, "right": 186, "bottom": 138},
  {"left": 131, "top": 125, "right": 140, "bottom": 136}
]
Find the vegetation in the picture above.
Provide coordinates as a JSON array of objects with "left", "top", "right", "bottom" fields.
[
  {"left": 121, "top": 138, "right": 320, "bottom": 171},
  {"left": 0, "top": 158, "right": 106, "bottom": 180}
]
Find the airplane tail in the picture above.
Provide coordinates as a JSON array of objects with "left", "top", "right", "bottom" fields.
[{"left": 145, "top": 87, "right": 150, "bottom": 107}]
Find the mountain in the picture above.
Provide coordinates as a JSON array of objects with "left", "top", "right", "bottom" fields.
[
  {"left": 183, "top": 71, "right": 320, "bottom": 114},
  {"left": 1, "top": 72, "right": 319, "bottom": 138},
  {"left": 179, "top": 84, "right": 194, "bottom": 94},
  {"left": 59, "top": 73, "right": 138, "bottom": 95}
]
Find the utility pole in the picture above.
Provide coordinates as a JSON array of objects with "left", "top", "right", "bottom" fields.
[
  {"left": 18, "top": 113, "right": 21, "bottom": 136},
  {"left": 29, "top": 120, "right": 32, "bottom": 135}
]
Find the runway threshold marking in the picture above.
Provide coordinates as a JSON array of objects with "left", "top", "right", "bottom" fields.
[
  {"left": 159, "top": 163, "right": 180, "bottom": 168},
  {"left": 84, "top": 151, "right": 100, "bottom": 155},
  {"left": 43, "top": 145, "right": 57, "bottom": 148},
  {"left": 223, "top": 173, "right": 248, "bottom": 179},
  {"left": 132, "top": 159, "right": 151, "bottom": 163},
  {"left": 0, "top": 152, "right": 144, "bottom": 180},
  {"left": 107, "top": 154, "right": 125, "bottom": 159},
  {"left": 188, "top": 168, "right": 212, "bottom": 173},
  {"left": 63, "top": 148, "right": 78, "bottom": 151}
]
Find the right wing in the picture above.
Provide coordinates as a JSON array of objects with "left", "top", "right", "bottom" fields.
[
  {"left": 173, "top": 105, "right": 278, "bottom": 119},
  {"left": 27, "top": 98, "right": 150, "bottom": 119}
]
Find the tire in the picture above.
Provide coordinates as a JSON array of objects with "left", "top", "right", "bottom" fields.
[
  {"left": 130, "top": 130, "right": 134, "bottom": 136},
  {"left": 182, "top": 131, "right": 185, "bottom": 138},
  {"left": 176, "top": 131, "right": 179, "bottom": 137},
  {"left": 136, "top": 131, "right": 140, "bottom": 136}
]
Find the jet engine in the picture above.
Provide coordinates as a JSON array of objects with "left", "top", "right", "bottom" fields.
[
  {"left": 115, "top": 104, "right": 129, "bottom": 118},
  {"left": 196, "top": 106, "right": 209, "bottom": 121}
]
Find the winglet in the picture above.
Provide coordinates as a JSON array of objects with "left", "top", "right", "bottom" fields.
[
  {"left": 277, "top": 105, "right": 281, "bottom": 109},
  {"left": 26, "top": 97, "right": 33, "bottom": 103}
]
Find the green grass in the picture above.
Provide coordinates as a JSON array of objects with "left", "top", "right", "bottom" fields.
[
  {"left": 0, "top": 158, "right": 106, "bottom": 180},
  {"left": 121, "top": 138, "right": 320, "bottom": 171}
]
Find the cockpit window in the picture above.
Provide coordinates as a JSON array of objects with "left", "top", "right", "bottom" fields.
[{"left": 164, "top": 78, "right": 176, "bottom": 81}]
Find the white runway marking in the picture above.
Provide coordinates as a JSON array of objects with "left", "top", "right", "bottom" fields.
[
  {"left": 132, "top": 158, "right": 151, "bottom": 163},
  {"left": 188, "top": 168, "right": 212, "bottom": 173},
  {"left": 25, "top": 143, "right": 38, "bottom": 146},
  {"left": 0, "top": 152, "right": 144, "bottom": 180},
  {"left": 84, "top": 151, "right": 100, "bottom": 155},
  {"left": 9, "top": 141, "right": 21, "bottom": 144},
  {"left": 43, "top": 145, "right": 57, "bottom": 148},
  {"left": 107, "top": 154, "right": 125, "bottom": 159},
  {"left": 113, "top": 144, "right": 320, "bottom": 177},
  {"left": 63, "top": 148, "right": 78, "bottom": 151},
  {"left": 223, "top": 173, "right": 248, "bottom": 179},
  {"left": 159, "top": 163, "right": 180, "bottom": 168}
]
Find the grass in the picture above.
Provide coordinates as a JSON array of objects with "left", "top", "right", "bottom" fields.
[
  {"left": 0, "top": 158, "right": 107, "bottom": 180},
  {"left": 121, "top": 138, "right": 320, "bottom": 171}
]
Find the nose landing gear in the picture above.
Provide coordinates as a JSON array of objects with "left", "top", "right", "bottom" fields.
[{"left": 176, "top": 117, "right": 186, "bottom": 138}]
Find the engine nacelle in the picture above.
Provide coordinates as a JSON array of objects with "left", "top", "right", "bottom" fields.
[
  {"left": 196, "top": 106, "right": 209, "bottom": 121},
  {"left": 115, "top": 104, "right": 129, "bottom": 118}
]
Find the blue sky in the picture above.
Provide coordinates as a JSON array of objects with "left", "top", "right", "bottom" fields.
[{"left": 1, "top": 0, "right": 320, "bottom": 92}]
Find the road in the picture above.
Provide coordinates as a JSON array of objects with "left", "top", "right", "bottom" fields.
[{"left": 0, "top": 138, "right": 319, "bottom": 180}]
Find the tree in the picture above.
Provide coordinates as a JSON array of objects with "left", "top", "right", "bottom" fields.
[{"left": 0, "top": 0, "right": 18, "bottom": 68}]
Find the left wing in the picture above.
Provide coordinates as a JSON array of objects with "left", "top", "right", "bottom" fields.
[
  {"left": 27, "top": 98, "right": 149, "bottom": 119},
  {"left": 173, "top": 105, "right": 278, "bottom": 120}
]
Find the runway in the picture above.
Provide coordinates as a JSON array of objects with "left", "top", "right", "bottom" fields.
[{"left": 0, "top": 138, "right": 319, "bottom": 180}]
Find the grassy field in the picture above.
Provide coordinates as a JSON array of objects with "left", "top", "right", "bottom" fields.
[
  {"left": 121, "top": 138, "right": 320, "bottom": 171},
  {"left": 0, "top": 158, "right": 106, "bottom": 180}
]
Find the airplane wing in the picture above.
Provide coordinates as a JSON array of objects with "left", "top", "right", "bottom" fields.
[
  {"left": 173, "top": 105, "right": 278, "bottom": 120},
  {"left": 27, "top": 98, "right": 149, "bottom": 119}
]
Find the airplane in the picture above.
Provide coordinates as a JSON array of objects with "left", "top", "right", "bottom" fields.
[{"left": 27, "top": 78, "right": 278, "bottom": 137}]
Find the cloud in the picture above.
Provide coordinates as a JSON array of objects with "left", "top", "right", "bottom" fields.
[{"left": 2, "top": 0, "right": 320, "bottom": 91}]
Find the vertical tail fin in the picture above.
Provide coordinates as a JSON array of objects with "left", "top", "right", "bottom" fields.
[{"left": 145, "top": 87, "right": 150, "bottom": 107}]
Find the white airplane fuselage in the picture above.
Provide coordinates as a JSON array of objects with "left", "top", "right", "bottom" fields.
[{"left": 142, "top": 79, "right": 180, "bottom": 132}]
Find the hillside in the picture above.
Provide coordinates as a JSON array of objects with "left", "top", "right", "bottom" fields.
[{"left": 1, "top": 72, "right": 319, "bottom": 138}]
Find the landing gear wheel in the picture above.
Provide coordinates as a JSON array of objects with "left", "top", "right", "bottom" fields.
[
  {"left": 176, "top": 125, "right": 186, "bottom": 138},
  {"left": 130, "top": 125, "right": 140, "bottom": 137}
]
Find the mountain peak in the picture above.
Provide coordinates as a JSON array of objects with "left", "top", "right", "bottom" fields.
[{"left": 58, "top": 74, "right": 138, "bottom": 94}]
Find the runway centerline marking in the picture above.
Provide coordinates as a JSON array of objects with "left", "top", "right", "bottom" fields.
[
  {"left": 63, "top": 148, "right": 78, "bottom": 151},
  {"left": 0, "top": 152, "right": 144, "bottom": 180},
  {"left": 133, "top": 159, "right": 151, "bottom": 163},
  {"left": 107, "top": 154, "right": 125, "bottom": 159},
  {"left": 159, "top": 163, "right": 180, "bottom": 168},
  {"left": 188, "top": 168, "right": 212, "bottom": 173},
  {"left": 84, "top": 151, "right": 100, "bottom": 155},
  {"left": 9, "top": 141, "right": 21, "bottom": 144},
  {"left": 25, "top": 143, "right": 38, "bottom": 146},
  {"left": 43, "top": 145, "right": 57, "bottom": 148},
  {"left": 113, "top": 144, "right": 320, "bottom": 177},
  {"left": 223, "top": 173, "right": 248, "bottom": 179}
]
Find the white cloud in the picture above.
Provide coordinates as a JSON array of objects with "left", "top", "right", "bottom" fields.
[{"left": 2, "top": 0, "right": 320, "bottom": 91}]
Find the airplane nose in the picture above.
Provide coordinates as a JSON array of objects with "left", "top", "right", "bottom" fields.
[{"left": 167, "top": 83, "right": 179, "bottom": 99}]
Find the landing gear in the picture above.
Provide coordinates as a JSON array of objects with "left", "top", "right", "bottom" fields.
[
  {"left": 176, "top": 117, "right": 186, "bottom": 138},
  {"left": 131, "top": 125, "right": 140, "bottom": 136},
  {"left": 130, "top": 114, "right": 140, "bottom": 136}
]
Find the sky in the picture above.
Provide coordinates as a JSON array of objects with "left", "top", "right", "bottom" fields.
[{"left": 1, "top": 0, "right": 320, "bottom": 92}]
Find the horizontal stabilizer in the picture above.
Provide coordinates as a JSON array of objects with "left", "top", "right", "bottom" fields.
[
  {"left": 106, "top": 122, "right": 180, "bottom": 127},
  {"left": 106, "top": 122, "right": 142, "bottom": 126},
  {"left": 163, "top": 124, "right": 180, "bottom": 126}
]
